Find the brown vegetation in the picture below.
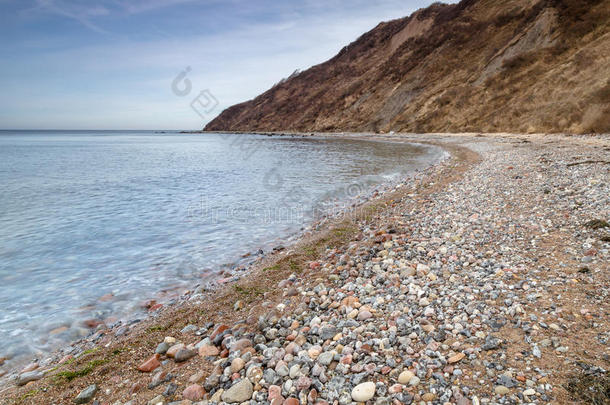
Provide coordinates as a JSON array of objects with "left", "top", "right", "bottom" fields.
[{"left": 205, "top": 0, "right": 610, "bottom": 134}]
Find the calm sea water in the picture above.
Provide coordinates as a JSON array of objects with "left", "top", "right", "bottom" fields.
[{"left": 0, "top": 130, "right": 444, "bottom": 366}]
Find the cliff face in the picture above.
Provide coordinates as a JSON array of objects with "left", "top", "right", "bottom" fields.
[{"left": 205, "top": 0, "right": 610, "bottom": 134}]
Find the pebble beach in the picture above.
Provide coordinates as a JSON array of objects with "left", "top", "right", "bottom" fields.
[{"left": 1, "top": 132, "right": 608, "bottom": 405}]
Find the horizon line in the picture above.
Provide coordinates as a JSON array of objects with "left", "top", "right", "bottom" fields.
[{"left": 0, "top": 128, "right": 202, "bottom": 132}]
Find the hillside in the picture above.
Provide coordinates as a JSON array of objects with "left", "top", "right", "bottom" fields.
[{"left": 204, "top": 0, "right": 610, "bottom": 134}]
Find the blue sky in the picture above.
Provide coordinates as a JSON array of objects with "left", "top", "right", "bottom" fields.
[{"left": 0, "top": 0, "right": 441, "bottom": 130}]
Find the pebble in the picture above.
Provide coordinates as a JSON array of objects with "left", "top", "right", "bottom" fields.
[
  {"left": 16, "top": 370, "right": 43, "bottom": 386},
  {"left": 198, "top": 344, "right": 219, "bottom": 357},
  {"left": 357, "top": 310, "right": 372, "bottom": 321},
  {"left": 174, "top": 348, "right": 196, "bottom": 362},
  {"left": 182, "top": 384, "right": 205, "bottom": 401},
  {"left": 398, "top": 370, "right": 414, "bottom": 384},
  {"left": 523, "top": 388, "right": 536, "bottom": 396},
  {"left": 448, "top": 352, "right": 465, "bottom": 363},
  {"left": 351, "top": 381, "right": 376, "bottom": 402},
  {"left": 155, "top": 342, "right": 170, "bottom": 355},
  {"left": 138, "top": 354, "right": 161, "bottom": 372},
  {"left": 221, "top": 378, "right": 253, "bottom": 403},
  {"left": 317, "top": 351, "right": 334, "bottom": 365},
  {"left": 74, "top": 384, "right": 97, "bottom": 404},
  {"left": 230, "top": 357, "right": 245, "bottom": 373},
  {"left": 148, "top": 395, "right": 164, "bottom": 405},
  {"left": 533, "top": 344, "right": 542, "bottom": 358},
  {"left": 166, "top": 343, "right": 185, "bottom": 358}
]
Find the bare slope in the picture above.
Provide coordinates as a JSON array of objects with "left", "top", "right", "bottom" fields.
[{"left": 205, "top": 0, "right": 610, "bottom": 134}]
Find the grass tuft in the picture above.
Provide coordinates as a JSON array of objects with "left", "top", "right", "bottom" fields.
[
  {"left": 584, "top": 219, "right": 609, "bottom": 229},
  {"left": 564, "top": 372, "right": 610, "bottom": 405},
  {"left": 262, "top": 264, "right": 280, "bottom": 272},
  {"left": 55, "top": 359, "right": 107, "bottom": 382},
  {"left": 146, "top": 325, "right": 168, "bottom": 332}
]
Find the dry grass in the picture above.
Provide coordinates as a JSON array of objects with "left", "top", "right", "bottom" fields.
[
  {"left": 205, "top": 0, "right": 610, "bottom": 134},
  {"left": 564, "top": 372, "right": 610, "bottom": 405}
]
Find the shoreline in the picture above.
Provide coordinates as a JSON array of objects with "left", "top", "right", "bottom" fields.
[
  {"left": 0, "top": 135, "right": 461, "bottom": 392},
  {"left": 0, "top": 135, "right": 450, "bottom": 382},
  {"left": 1, "top": 132, "right": 608, "bottom": 405},
  {"left": 0, "top": 134, "right": 446, "bottom": 381}
]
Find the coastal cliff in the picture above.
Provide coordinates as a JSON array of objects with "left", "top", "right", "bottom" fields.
[{"left": 205, "top": 0, "right": 610, "bottom": 134}]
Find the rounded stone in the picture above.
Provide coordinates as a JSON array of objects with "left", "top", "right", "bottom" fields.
[
  {"left": 221, "top": 378, "right": 253, "bottom": 403},
  {"left": 74, "top": 384, "right": 97, "bottom": 404},
  {"left": 199, "top": 344, "right": 220, "bottom": 357},
  {"left": 174, "top": 348, "right": 196, "bottom": 362},
  {"left": 398, "top": 370, "right": 414, "bottom": 384},
  {"left": 166, "top": 343, "right": 185, "bottom": 358},
  {"left": 351, "top": 381, "right": 376, "bottom": 402},
  {"left": 183, "top": 384, "right": 205, "bottom": 401},
  {"left": 230, "top": 357, "right": 245, "bottom": 373},
  {"left": 523, "top": 388, "right": 536, "bottom": 396}
]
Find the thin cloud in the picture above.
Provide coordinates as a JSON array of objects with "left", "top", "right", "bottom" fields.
[
  {"left": 33, "top": 0, "right": 110, "bottom": 34},
  {"left": 112, "top": 0, "right": 203, "bottom": 15},
  {"left": 1, "top": 0, "right": 444, "bottom": 129}
]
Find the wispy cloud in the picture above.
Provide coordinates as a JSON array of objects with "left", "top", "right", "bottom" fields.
[
  {"left": 0, "top": 0, "right": 444, "bottom": 129},
  {"left": 33, "top": 0, "right": 110, "bottom": 34},
  {"left": 113, "top": 0, "right": 203, "bottom": 15}
]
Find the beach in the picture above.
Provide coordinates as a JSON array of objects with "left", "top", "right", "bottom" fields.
[
  {"left": 0, "top": 132, "right": 442, "bottom": 367},
  {"left": 1, "top": 132, "right": 608, "bottom": 405}
]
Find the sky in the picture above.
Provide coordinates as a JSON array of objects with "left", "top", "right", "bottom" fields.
[{"left": 0, "top": 0, "right": 443, "bottom": 130}]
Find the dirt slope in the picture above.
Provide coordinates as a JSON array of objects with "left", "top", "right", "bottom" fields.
[{"left": 204, "top": 0, "right": 610, "bottom": 134}]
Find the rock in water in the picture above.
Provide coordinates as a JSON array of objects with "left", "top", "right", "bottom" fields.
[
  {"left": 221, "top": 378, "right": 253, "bottom": 403},
  {"left": 351, "top": 381, "right": 376, "bottom": 402},
  {"left": 74, "top": 384, "right": 97, "bottom": 404}
]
